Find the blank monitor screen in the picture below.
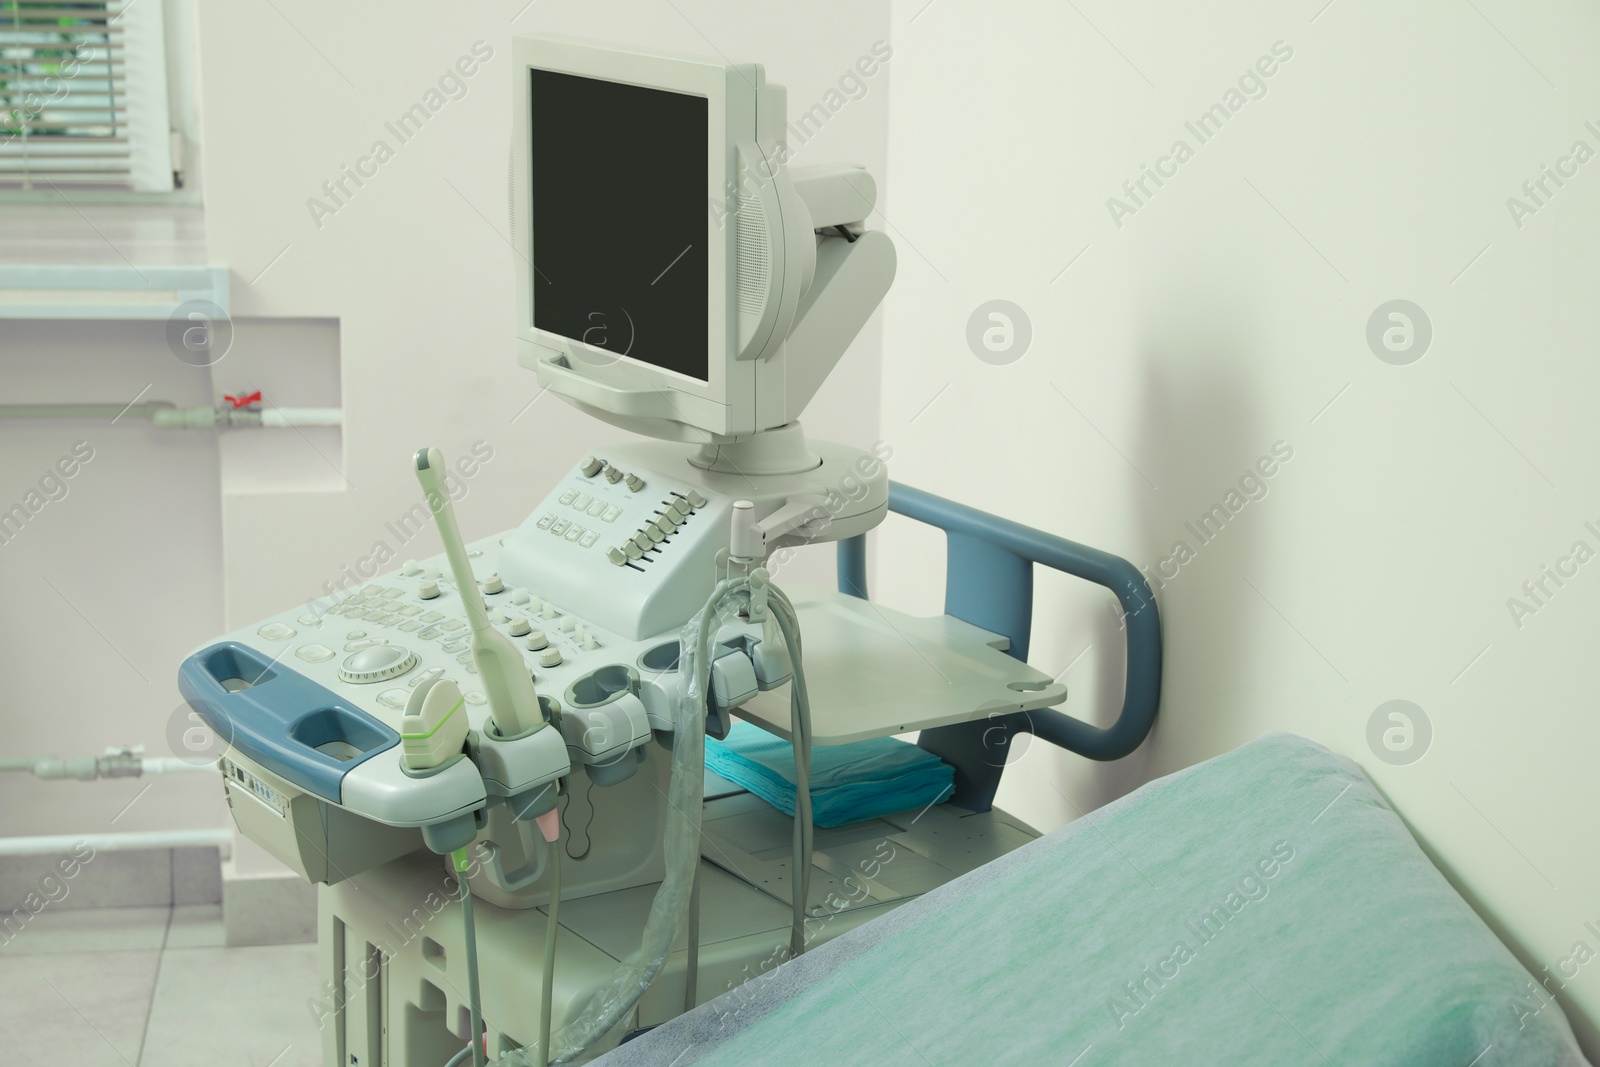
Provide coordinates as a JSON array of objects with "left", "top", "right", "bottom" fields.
[{"left": 529, "top": 69, "right": 710, "bottom": 382}]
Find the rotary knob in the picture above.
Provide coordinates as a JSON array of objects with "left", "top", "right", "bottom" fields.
[
  {"left": 338, "top": 644, "right": 418, "bottom": 685},
  {"left": 579, "top": 455, "right": 604, "bottom": 477}
]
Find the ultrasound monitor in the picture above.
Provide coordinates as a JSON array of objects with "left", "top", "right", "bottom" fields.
[{"left": 514, "top": 35, "right": 883, "bottom": 446}]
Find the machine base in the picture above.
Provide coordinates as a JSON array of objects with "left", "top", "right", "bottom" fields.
[{"left": 316, "top": 791, "right": 1037, "bottom": 1065}]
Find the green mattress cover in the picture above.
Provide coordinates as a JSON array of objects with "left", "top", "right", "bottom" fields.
[{"left": 598, "top": 733, "right": 1589, "bottom": 1066}]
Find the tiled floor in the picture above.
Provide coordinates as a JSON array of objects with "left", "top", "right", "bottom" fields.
[{"left": 0, "top": 905, "right": 323, "bottom": 1066}]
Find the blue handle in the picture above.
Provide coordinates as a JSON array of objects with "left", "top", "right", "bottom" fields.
[
  {"left": 178, "top": 642, "right": 399, "bottom": 803},
  {"left": 838, "top": 481, "right": 1162, "bottom": 809}
]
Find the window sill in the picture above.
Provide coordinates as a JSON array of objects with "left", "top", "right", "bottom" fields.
[
  {"left": 0, "top": 204, "right": 224, "bottom": 320},
  {"left": 0, "top": 202, "right": 207, "bottom": 267}
]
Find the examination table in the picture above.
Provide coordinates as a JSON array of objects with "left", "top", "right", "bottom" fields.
[{"left": 599, "top": 733, "right": 1591, "bottom": 1065}]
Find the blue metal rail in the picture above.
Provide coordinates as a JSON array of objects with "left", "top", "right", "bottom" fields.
[{"left": 837, "top": 481, "right": 1163, "bottom": 811}]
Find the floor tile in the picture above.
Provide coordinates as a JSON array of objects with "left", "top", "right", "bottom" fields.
[
  {"left": 0, "top": 949, "right": 160, "bottom": 1064},
  {"left": 0, "top": 904, "right": 170, "bottom": 957},
  {"left": 141, "top": 944, "right": 323, "bottom": 1067},
  {"left": 164, "top": 904, "right": 226, "bottom": 949}
]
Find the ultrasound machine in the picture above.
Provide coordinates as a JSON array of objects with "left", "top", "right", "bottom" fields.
[{"left": 177, "top": 35, "right": 1161, "bottom": 1066}]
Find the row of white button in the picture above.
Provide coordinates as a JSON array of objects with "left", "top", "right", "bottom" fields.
[
  {"left": 557, "top": 488, "right": 625, "bottom": 523},
  {"left": 376, "top": 686, "right": 488, "bottom": 710},
  {"left": 534, "top": 513, "right": 602, "bottom": 548},
  {"left": 371, "top": 682, "right": 489, "bottom": 711},
  {"left": 273, "top": 572, "right": 598, "bottom": 679}
]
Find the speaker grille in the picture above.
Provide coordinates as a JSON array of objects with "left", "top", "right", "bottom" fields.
[{"left": 735, "top": 194, "right": 770, "bottom": 316}]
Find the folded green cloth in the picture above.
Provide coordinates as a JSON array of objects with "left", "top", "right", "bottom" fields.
[{"left": 706, "top": 721, "right": 954, "bottom": 828}]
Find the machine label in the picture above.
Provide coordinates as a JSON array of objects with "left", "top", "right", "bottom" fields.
[{"left": 223, "top": 757, "right": 289, "bottom": 818}]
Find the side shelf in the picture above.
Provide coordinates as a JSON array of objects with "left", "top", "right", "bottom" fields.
[
  {"left": 837, "top": 480, "right": 1164, "bottom": 810},
  {"left": 733, "top": 586, "right": 1068, "bottom": 745}
]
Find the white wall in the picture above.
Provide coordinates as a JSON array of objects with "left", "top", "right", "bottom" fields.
[
  {"left": 0, "top": 319, "right": 227, "bottom": 840},
  {"left": 873, "top": 0, "right": 1600, "bottom": 1049}
]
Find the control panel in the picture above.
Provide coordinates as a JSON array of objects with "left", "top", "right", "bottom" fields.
[
  {"left": 522, "top": 457, "right": 707, "bottom": 573},
  {"left": 180, "top": 442, "right": 884, "bottom": 855},
  {"left": 499, "top": 453, "right": 729, "bottom": 641},
  {"left": 240, "top": 535, "right": 667, "bottom": 738},
  {"left": 181, "top": 452, "right": 763, "bottom": 837}
]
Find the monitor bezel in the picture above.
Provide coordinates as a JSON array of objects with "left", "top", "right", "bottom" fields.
[{"left": 514, "top": 36, "right": 750, "bottom": 435}]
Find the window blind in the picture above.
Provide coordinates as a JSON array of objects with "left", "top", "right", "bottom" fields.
[{"left": 0, "top": 0, "right": 173, "bottom": 192}]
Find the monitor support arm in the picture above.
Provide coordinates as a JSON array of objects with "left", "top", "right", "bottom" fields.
[
  {"left": 697, "top": 164, "right": 897, "bottom": 478},
  {"left": 790, "top": 163, "right": 879, "bottom": 229}
]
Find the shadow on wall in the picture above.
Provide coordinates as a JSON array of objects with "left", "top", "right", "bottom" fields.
[{"left": 1077, "top": 335, "right": 1265, "bottom": 812}]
